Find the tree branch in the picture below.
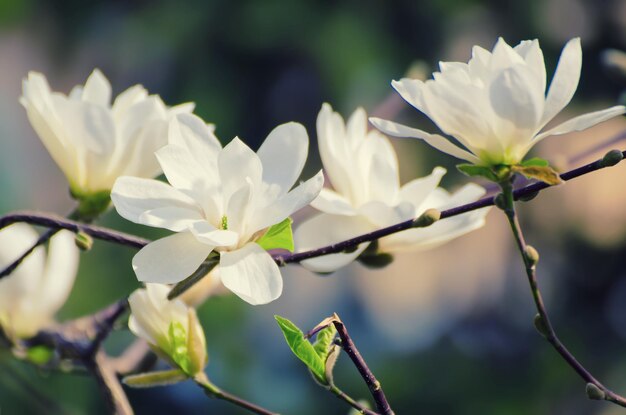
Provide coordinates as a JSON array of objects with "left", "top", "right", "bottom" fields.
[
  {"left": 0, "top": 149, "right": 623, "bottom": 272},
  {"left": 499, "top": 178, "right": 626, "bottom": 408}
]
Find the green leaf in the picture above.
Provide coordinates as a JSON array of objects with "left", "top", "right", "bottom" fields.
[
  {"left": 520, "top": 157, "right": 549, "bottom": 167},
  {"left": 257, "top": 218, "right": 294, "bottom": 252},
  {"left": 26, "top": 345, "right": 54, "bottom": 365},
  {"left": 313, "top": 324, "right": 337, "bottom": 360},
  {"left": 123, "top": 369, "right": 188, "bottom": 388},
  {"left": 274, "top": 315, "right": 326, "bottom": 384},
  {"left": 168, "top": 321, "right": 191, "bottom": 375},
  {"left": 456, "top": 164, "right": 499, "bottom": 182},
  {"left": 512, "top": 165, "right": 563, "bottom": 185}
]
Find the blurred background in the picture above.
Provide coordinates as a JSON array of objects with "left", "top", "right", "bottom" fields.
[{"left": 1, "top": 0, "right": 626, "bottom": 413}]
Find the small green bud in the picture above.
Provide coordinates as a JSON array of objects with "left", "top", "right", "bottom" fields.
[
  {"left": 123, "top": 369, "right": 188, "bottom": 388},
  {"left": 586, "top": 383, "right": 606, "bottom": 400},
  {"left": 600, "top": 149, "right": 624, "bottom": 168},
  {"left": 524, "top": 245, "right": 539, "bottom": 266},
  {"left": 412, "top": 208, "right": 440, "bottom": 228},
  {"left": 518, "top": 190, "right": 539, "bottom": 202},
  {"left": 74, "top": 232, "right": 93, "bottom": 251},
  {"left": 533, "top": 313, "right": 549, "bottom": 338},
  {"left": 494, "top": 193, "right": 506, "bottom": 210}
]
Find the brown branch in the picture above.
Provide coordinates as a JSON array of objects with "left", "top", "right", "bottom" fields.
[
  {"left": 2, "top": 149, "right": 623, "bottom": 273},
  {"left": 499, "top": 178, "right": 626, "bottom": 408}
]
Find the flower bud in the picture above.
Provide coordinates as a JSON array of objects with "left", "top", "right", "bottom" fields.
[
  {"left": 128, "top": 284, "right": 207, "bottom": 376},
  {"left": 586, "top": 383, "right": 606, "bottom": 400},
  {"left": 412, "top": 209, "right": 441, "bottom": 228},
  {"left": 524, "top": 245, "right": 540, "bottom": 266},
  {"left": 599, "top": 149, "right": 624, "bottom": 168},
  {"left": 74, "top": 232, "right": 93, "bottom": 251}
]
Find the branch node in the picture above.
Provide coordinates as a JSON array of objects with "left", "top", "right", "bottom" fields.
[{"left": 599, "top": 149, "right": 624, "bottom": 168}]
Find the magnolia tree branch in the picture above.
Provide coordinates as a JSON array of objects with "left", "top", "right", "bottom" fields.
[
  {"left": 25, "top": 300, "right": 133, "bottom": 414},
  {"left": 1, "top": 149, "right": 624, "bottom": 273},
  {"left": 499, "top": 180, "right": 626, "bottom": 408},
  {"left": 332, "top": 317, "right": 394, "bottom": 415}
]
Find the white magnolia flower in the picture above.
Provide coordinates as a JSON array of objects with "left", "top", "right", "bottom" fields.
[
  {"left": 370, "top": 38, "right": 626, "bottom": 166},
  {"left": 20, "top": 69, "right": 194, "bottom": 201},
  {"left": 128, "top": 283, "right": 206, "bottom": 376},
  {"left": 294, "top": 104, "right": 489, "bottom": 273},
  {"left": 112, "top": 114, "right": 324, "bottom": 305},
  {"left": 0, "top": 224, "right": 79, "bottom": 339}
]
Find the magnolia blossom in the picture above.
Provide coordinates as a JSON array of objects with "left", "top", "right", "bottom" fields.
[
  {"left": 20, "top": 69, "right": 194, "bottom": 198},
  {"left": 0, "top": 224, "right": 79, "bottom": 339},
  {"left": 112, "top": 114, "right": 324, "bottom": 305},
  {"left": 294, "top": 104, "right": 489, "bottom": 273},
  {"left": 370, "top": 38, "right": 626, "bottom": 166},
  {"left": 128, "top": 284, "right": 206, "bottom": 375}
]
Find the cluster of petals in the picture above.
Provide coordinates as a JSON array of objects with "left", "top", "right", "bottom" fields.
[
  {"left": 0, "top": 224, "right": 79, "bottom": 339},
  {"left": 20, "top": 69, "right": 194, "bottom": 194},
  {"left": 112, "top": 114, "right": 324, "bottom": 305},
  {"left": 371, "top": 38, "right": 626, "bottom": 166},
  {"left": 294, "top": 104, "right": 489, "bottom": 272}
]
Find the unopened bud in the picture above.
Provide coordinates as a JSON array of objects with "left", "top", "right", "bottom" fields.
[
  {"left": 600, "top": 149, "right": 623, "bottom": 168},
  {"left": 586, "top": 383, "right": 606, "bottom": 400},
  {"left": 412, "top": 209, "right": 440, "bottom": 228},
  {"left": 74, "top": 232, "right": 93, "bottom": 251},
  {"left": 533, "top": 314, "right": 548, "bottom": 338},
  {"left": 524, "top": 245, "right": 539, "bottom": 266}
]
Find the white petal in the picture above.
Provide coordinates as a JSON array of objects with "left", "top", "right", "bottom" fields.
[
  {"left": 364, "top": 131, "right": 400, "bottom": 202},
  {"left": 369, "top": 117, "right": 481, "bottom": 164},
  {"left": 316, "top": 103, "right": 354, "bottom": 198},
  {"left": 138, "top": 207, "right": 203, "bottom": 232},
  {"left": 111, "top": 176, "right": 202, "bottom": 230},
  {"left": 251, "top": 170, "right": 324, "bottom": 233},
  {"left": 37, "top": 230, "right": 79, "bottom": 314},
  {"left": 219, "top": 137, "right": 263, "bottom": 200},
  {"left": 189, "top": 221, "right": 239, "bottom": 247},
  {"left": 540, "top": 38, "right": 582, "bottom": 127},
  {"left": 132, "top": 232, "right": 213, "bottom": 284},
  {"left": 112, "top": 85, "right": 148, "bottom": 116},
  {"left": 534, "top": 105, "right": 626, "bottom": 142},
  {"left": 257, "top": 122, "right": 308, "bottom": 196},
  {"left": 399, "top": 167, "right": 447, "bottom": 210},
  {"left": 219, "top": 243, "right": 283, "bottom": 305},
  {"left": 514, "top": 39, "right": 546, "bottom": 93},
  {"left": 310, "top": 188, "right": 357, "bottom": 216},
  {"left": 81, "top": 69, "right": 112, "bottom": 107},
  {"left": 489, "top": 66, "right": 544, "bottom": 131},
  {"left": 294, "top": 213, "right": 372, "bottom": 273}
]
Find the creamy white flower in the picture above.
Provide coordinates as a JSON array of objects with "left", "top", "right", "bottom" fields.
[
  {"left": 370, "top": 38, "right": 626, "bottom": 166},
  {"left": 294, "top": 104, "right": 489, "bottom": 273},
  {"left": 0, "top": 224, "right": 79, "bottom": 339},
  {"left": 112, "top": 113, "right": 324, "bottom": 305},
  {"left": 20, "top": 69, "right": 194, "bottom": 196},
  {"left": 128, "top": 283, "right": 206, "bottom": 375}
]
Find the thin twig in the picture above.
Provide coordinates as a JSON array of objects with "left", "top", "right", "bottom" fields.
[
  {"left": 499, "top": 179, "right": 626, "bottom": 408},
  {"left": 0, "top": 208, "right": 79, "bottom": 278},
  {"left": 330, "top": 385, "right": 378, "bottom": 415},
  {"left": 88, "top": 351, "right": 134, "bottom": 415},
  {"left": 331, "top": 315, "right": 394, "bottom": 415},
  {"left": 195, "top": 373, "right": 278, "bottom": 415}
]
